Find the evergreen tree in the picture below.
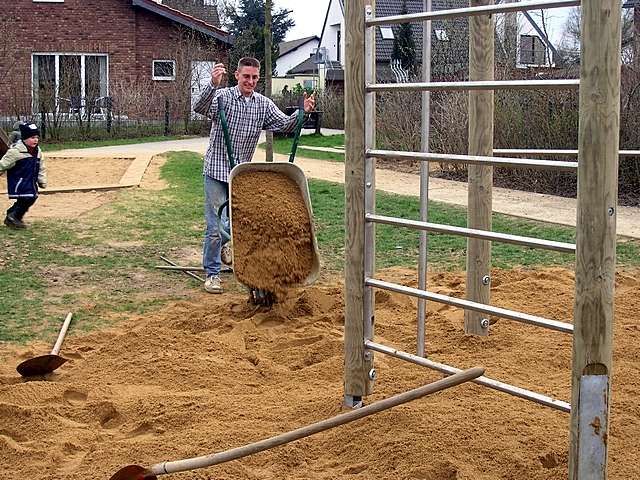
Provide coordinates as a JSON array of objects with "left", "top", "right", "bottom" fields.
[
  {"left": 221, "top": 0, "right": 294, "bottom": 84},
  {"left": 391, "top": 1, "right": 417, "bottom": 74}
]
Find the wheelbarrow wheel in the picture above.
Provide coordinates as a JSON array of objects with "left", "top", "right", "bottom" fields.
[{"left": 250, "top": 288, "right": 276, "bottom": 307}]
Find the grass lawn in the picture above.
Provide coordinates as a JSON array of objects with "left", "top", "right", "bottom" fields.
[
  {"left": 259, "top": 133, "right": 345, "bottom": 162},
  {"left": 43, "top": 135, "right": 198, "bottom": 152},
  {"left": 2, "top": 151, "right": 638, "bottom": 344}
]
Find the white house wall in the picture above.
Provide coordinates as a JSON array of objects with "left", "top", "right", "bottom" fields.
[
  {"left": 319, "top": 0, "right": 345, "bottom": 66},
  {"left": 275, "top": 38, "right": 319, "bottom": 75}
]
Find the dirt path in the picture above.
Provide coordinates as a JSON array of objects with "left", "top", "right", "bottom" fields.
[{"left": 6, "top": 137, "right": 638, "bottom": 238}]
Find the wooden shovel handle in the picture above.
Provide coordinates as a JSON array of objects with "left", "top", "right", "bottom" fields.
[
  {"left": 149, "top": 367, "right": 484, "bottom": 476},
  {"left": 51, "top": 312, "right": 73, "bottom": 356}
]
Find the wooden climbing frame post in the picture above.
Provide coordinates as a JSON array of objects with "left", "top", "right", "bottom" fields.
[
  {"left": 570, "top": 1, "right": 622, "bottom": 478},
  {"left": 465, "top": 0, "right": 494, "bottom": 336}
]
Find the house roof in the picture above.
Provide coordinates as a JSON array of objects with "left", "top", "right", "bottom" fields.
[
  {"left": 374, "top": 0, "right": 468, "bottom": 62},
  {"left": 279, "top": 36, "right": 319, "bottom": 57},
  {"left": 320, "top": 0, "right": 468, "bottom": 63},
  {"left": 288, "top": 57, "right": 341, "bottom": 75},
  {"left": 161, "top": 0, "right": 221, "bottom": 27},
  {"left": 132, "top": 0, "right": 232, "bottom": 44}
]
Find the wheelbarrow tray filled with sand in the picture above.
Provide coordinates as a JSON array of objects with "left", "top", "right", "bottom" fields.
[{"left": 228, "top": 162, "right": 321, "bottom": 298}]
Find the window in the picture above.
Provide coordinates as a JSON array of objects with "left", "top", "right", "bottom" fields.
[
  {"left": 153, "top": 60, "right": 176, "bottom": 81},
  {"left": 32, "top": 53, "right": 108, "bottom": 114},
  {"left": 380, "top": 27, "right": 394, "bottom": 40},
  {"left": 33, "top": 0, "right": 64, "bottom": 2},
  {"left": 435, "top": 29, "right": 449, "bottom": 41},
  {"left": 519, "top": 35, "right": 546, "bottom": 65},
  {"left": 303, "top": 80, "right": 314, "bottom": 89}
]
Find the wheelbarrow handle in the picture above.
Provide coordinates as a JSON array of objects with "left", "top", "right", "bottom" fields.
[
  {"left": 288, "top": 95, "right": 306, "bottom": 164},
  {"left": 217, "top": 96, "right": 236, "bottom": 172}
]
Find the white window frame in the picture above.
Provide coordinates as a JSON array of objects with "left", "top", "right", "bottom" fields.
[
  {"left": 152, "top": 60, "right": 176, "bottom": 81},
  {"left": 31, "top": 52, "right": 109, "bottom": 114},
  {"left": 33, "top": 0, "right": 65, "bottom": 3}
]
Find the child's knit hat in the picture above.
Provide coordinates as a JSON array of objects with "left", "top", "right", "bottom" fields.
[{"left": 19, "top": 123, "right": 40, "bottom": 140}]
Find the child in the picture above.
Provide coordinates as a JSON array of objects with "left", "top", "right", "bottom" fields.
[{"left": 0, "top": 122, "right": 47, "bottom": 229}]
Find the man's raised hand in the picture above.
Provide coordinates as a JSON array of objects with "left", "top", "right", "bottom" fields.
[
  {"left": 212, "top": 63, "right": 227, "bottom": 87},
  {"left": 303, "top": 92, "right": 316, "bottom": 113}
]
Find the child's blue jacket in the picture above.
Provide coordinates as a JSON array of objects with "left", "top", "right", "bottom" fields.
[{"left": 0, "top": 142, "right": 47, "bottom": 199}]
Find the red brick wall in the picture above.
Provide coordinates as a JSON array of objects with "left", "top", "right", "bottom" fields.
[{"left": 0, "top": 0, "right": 227, "bottom": 115}]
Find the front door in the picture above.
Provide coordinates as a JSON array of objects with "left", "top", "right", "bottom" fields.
[{"left": 191, "top": 61, "right": 215, "bottom": 119}]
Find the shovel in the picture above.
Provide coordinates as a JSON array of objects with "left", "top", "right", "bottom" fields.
[
  {"left": 17, "top": 312, "right": 73, "bottom": 377},
  {"left": 109, "top": 367, "right": 484, "bottom": 480}
]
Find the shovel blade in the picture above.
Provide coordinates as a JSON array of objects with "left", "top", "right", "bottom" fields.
[
  {"left": 109, "top": 465, "right": 157, "bottom": 480},
  {"left": 16, "top": 354, "right": 67, "bottom": 377}
]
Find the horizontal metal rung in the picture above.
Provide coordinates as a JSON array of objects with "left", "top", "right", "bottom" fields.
[
  {"left": 365, "top": 277, "right": 574, "bottom": 334},
  {"left": 367, "top": 80, "right": 579, "bottom": 93},
  {"left": 366, "top": 0, "right": 580, "bottom": 26},
  {"left": 494, "top": 148, "right": 640, "bottom": 158},
  {"left": 366, "top": 214, "right": 576, "bottom": 254},
  {"left": 365, "top": 340, "right": 571, "bottom": 413},
  {"left": 367, "top": 149, "right": 578, "bottom": 171}
]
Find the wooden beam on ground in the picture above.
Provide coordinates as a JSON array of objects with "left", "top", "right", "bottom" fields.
[
  {"left": 344, "top": 0, "right": 374, "bottom": 404},
  {"left": 465, "top": 0, "right": 494, "bottom": 336},
  {"left": 570, "top": 1, "right": 621, "bottom": 478}
]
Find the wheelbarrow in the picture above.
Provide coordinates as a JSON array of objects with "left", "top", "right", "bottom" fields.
[{"left": 217, "top": 95, "right": 320, "bottom": 305}]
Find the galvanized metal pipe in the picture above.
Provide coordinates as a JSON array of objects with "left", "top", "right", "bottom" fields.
[
  {"left": 363, "top": 14, "right": 377, "bottom": 345},
  {"left": 365, "top": 277, "right": 574, "bottom": 334},
  {"left": 417, "top": 0, "right": 433, "bottom": 358},
  {"left": 494, "top": 148, "right": 640, "bottom": 157},
  {"left": 366, "top": 0, "right": 581, "bottom": 26},
  {"left": 365, "top": 340, "right": 571, "bottom": 413},
  {"left": 367, "top": 149, "right": 579, "bottom": 170},
  {"left": 367, "top": 79, "right": 580, "bottom": 92},
  {"left": 366, "top": 214, "right": 576, "bottom": 253}
]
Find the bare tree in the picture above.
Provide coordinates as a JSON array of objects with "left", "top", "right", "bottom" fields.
[{"left": 561, "top": 7, "right": 635, "bottom": 65}]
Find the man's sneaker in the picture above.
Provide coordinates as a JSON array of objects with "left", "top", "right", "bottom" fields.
[
  {"left": 221, "top": 243, "right": 233, "bottom": 266},
  {"left": 4, "top": 214, "right": 26, "bottom": 229},
  {"left": 204, "top": 275, "right": 223, "bottom": 294}
]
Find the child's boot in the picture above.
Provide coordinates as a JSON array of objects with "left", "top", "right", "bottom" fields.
[{"left": 4, "top": 213, "right": 26, "bottom": 229}]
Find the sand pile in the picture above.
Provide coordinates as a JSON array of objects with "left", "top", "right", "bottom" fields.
[
  {"left": 0, "top": 266, "right": 638, "bottom": 480},
  {"left": 231, "top": 171, "right": 314, "bottom": 298}
]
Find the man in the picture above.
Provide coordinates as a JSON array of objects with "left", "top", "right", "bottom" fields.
[{"left": 193, "top": 57, "right": 315, "bottom": 294}]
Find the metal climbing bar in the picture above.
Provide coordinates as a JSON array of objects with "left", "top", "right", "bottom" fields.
[
  {"left": 366, "top": 0, "right": 581, "bottom": 26},
  {"left": 365, "top": 278, "right": 574, "bottom": 334},
  {"left": 365, "top": 340, "right": 571, "bottom": 413},
  {"left": 367, "top": 150, "right": 579, "bottom": 171},
  {"left": 366, "top": 214, "right": 577, "bottom": 254},
  {"left": 366, "top": 79, "right": 580, "bottom": 93},
  {"left": 494, "top": 148, "right": 640, "bottom": 157}
]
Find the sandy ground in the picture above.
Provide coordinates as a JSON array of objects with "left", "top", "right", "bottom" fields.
[
  {"left": 0, "top": 267, "right": 638, "bottom": 479},
  {"left": 0, "top": 152, "right": 638, "bottom": 479},
  {"left": 0, "top": 156, "right": 132, "bottom": 219}
]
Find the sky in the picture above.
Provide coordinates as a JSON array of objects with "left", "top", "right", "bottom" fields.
[{"left": 274, "top": 0, "right": 330, "bottom": 41}]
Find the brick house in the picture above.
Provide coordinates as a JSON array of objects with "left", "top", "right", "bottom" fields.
[{"left": 0, "top": 0, "right": 231, "bottom": 117}]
